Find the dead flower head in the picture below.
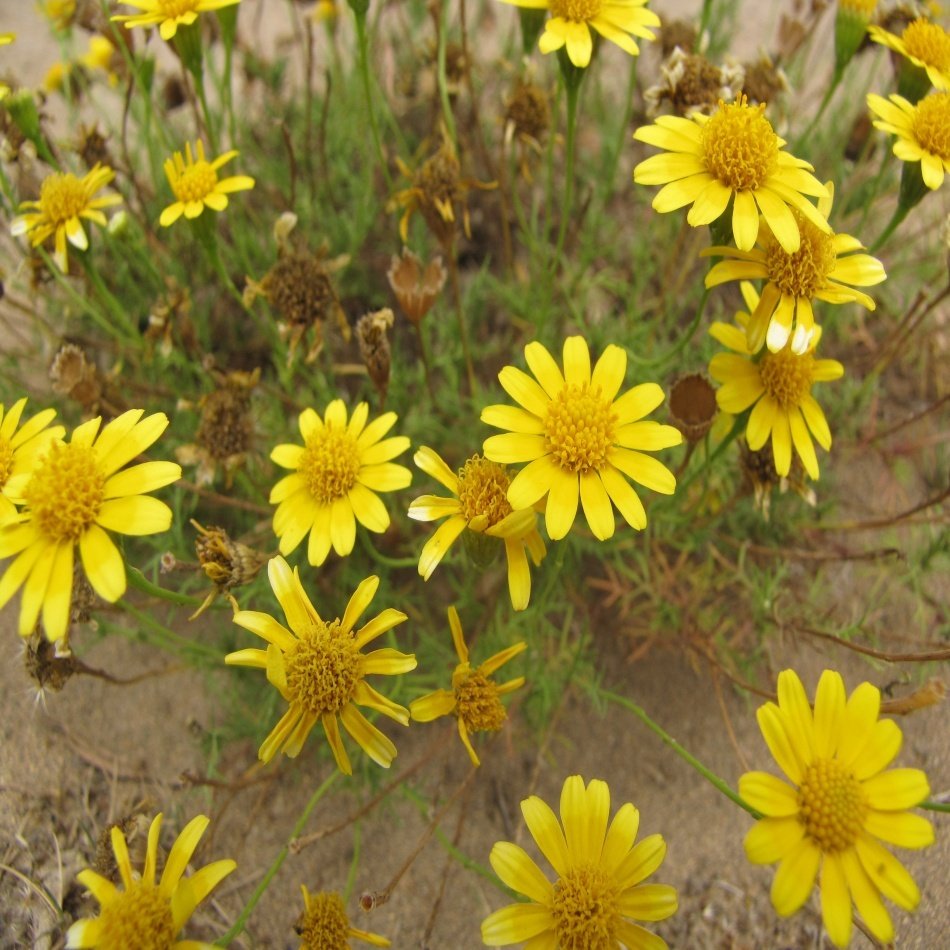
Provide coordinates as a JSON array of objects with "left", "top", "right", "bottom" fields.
[
  {"left": 645, "top": 48, "right": 745, "bottom": 117},
  {"left": 145, "top": 279, "right": 198, "bottom": 358},
  {"left": 504, "top": 79, "right": 550, "bottom": 180},
  {"left": 387, "top": 247, "right": 447, "bottom": 326},
  {"left": 740, "top": 53, "right": 790, "bottom": 106},
  {"left": 659, "top": 17, "right": 698, "bottom": 56},
  {"left": 49, "top": 343, "right": 103, "bottom": 413},
  {"left": 356, "top": 308, "right": 394, "bottom": 405},
  {"left": 740, "top": 441, "right": 816, "bottom": 521},
  {"left": 190, "top": 520, "right": 265, "bottom": 618}
]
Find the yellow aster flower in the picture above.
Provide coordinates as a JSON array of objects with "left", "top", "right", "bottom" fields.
[
  {"left": 740, "top": 669, "right": 935, "bottom": 948},
  {"left": 499, "top": 0, "right": 660, "bottom": 69},
  {"left": 270, "top": 400, "right": 411, "bottom": 567},
  {"left": 296, "top": 888, "right": 390, "bottom": 948},
  {"left": 0, "top": 409, "right": 181, "bottom": 643},
  {"left": 226, "top": 556, "right": 416, "bottom": 773},
  {"left": 634, "top": 95, "right": 831, "bottom": 253},
  {"left": 708, "top": 283, "right": 844, "bottom": 480},
  {"left": 703, "top": 182, "right": 886, "bottom": 354},
  {"left": 0, "top": 32, "right": 13, "bottom": 44},
  {"left": 66, "top": 813, "right": 236, "bottom": 949},
  {"left": 481, "top": 774, "right": 678, "bottom": 947},
  {"left": 112, "top": 0, "right": 241, "bottom": 42},
  {"left": 481, "top": 336, "right": 682, "bottom": 542},
  {"left": 408, "top": 448, "right": 546, "bottom": 611},
  {"left": 0, "top": 398, "right": 64, "bottom": 527},
  {"left": 869, "top": 17, "right": 950, "bottom": 91},
  {"left": 867, "top": 91, "right": 950, "bottom": 189},
  {"left": 10, "top": 164, "right": 122, "bottom": 271},
  {"left": 160, "top": 140, "right": 254, "bottom": 227},
  {"left": 80, "top": 36, "right": 121, "bottom": 86},
  {"left": 410, "top": 606, "right": 526, "bottom": 766}
]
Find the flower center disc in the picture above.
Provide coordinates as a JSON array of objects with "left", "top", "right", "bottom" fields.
[
  {"left": 24, "top": 443, "right": 105, "bottom": 542},
  {"left": 98, "top": 882, "right": 177, "bottom": 950},
  {"left": 38, "top": 173, "right": 89, "bottom": 225},
  {"left": 457, "top": 456, "right": 512, "bottom": 526},
  {"left": 797, "top": 758, "right": 867, "bottom": 853},
  {"left": 549, "top": 0, "right": 603, "bottom": 22},
  {"left": 902, "top": 19, "right": 950, "bottom": 72},
  {"left": 285, "top": 620, "right": 361, "bottom": 716},
  {"left": 764, "top": 212, "right": 836, "bottom": 298},
  {"left": 300, "top": 428, "right": 361, "bottom": 505},
  {"left": 758, "top": 350, "right": 814, "bottom": 410},
  {"left": 551, "top": 863, "right": 619, "bottom": 950},
  {"left": 0, "top": 436, "right": 14, "bottom": 487},
  {"left": 544, "top": 384, "right": 616, "bottom": 474},
  {"left": 454, "top": 669, "right": 506, "bottom": 733},
  {"left": 701, "top": 99, "right": 779, "bottom": 191},
  {"left": 173, "top": 161, "right": 219, "bottom": 203},
  {"left": 913, "top": 92, "right": 950, "bottom": 160},
  {"left": 297, "top": 891, "right": 351, "bottom": 948}
]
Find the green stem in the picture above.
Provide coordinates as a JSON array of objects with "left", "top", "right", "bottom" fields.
[
  {"left": 436, "top": 0, "right": 458, "bottom": 148},
  {"left": 78, "top": 255, "right": 139, "bottom": 340},
  {"left": 674, "top": 413, "right": 743, "bottom": 498},
  {"left": 794, "top": 65, "right": 842, "bottom": 151},
  {"left": 126, "top": 567, "right": 207, "bottom": 608},
  {"left": 216, "top": 771, "right": 340, "bottom": 945},
  {"left": 552, "top": 73, "right": 581, "bottom": 270},
  {"left": 921, "top": 800, "right": 950, "bottom": 813},
  {"left": 354, "top": 11, "right": 392, "bottom": 189},
  {"left": 602, "top": 689, "right": 762, "bottom": 819},
  {"left": 698, "top": 0, "right": 714, "bottom": 37},
  {"left": 195, "top": 77, "right": 219, "bottom": 156},
  {"left": 359, "top": 532, "right": 419, "bottom": 569},
  {"left": 115, "top": 601, "right": 221, "bottom": 662},
  {"left": 629, "top": 286, "right": 710, "bottom": 369},
  {"left": 599, "top": 56, "right": 637, "bottom": 201},
  {"left": 869, "top": 203, "right": 909, "bottom": 254}
]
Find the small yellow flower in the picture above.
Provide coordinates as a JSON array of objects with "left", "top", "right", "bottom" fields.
[
  {"left": 740, "top": 669, "right": 934, "bottom": 947},
  {"left": 112, "top": 0, "right": 241, "bottom": 42},
  {"left": 500, "top": 0, "right": 659, "bottom": 69},
  {"left": 410, "top": 606, "right": 526, "bottom": 766},
  {"left": 0, "top": 32, "right": 14, "bottom": 45},
  {"left": 159, "top": 140, "right": 254, "bottom": 227},
  {"left": 296, "top": 888, "right": 390, "bottom": 948},
  {"left": 869, "top": 17, "right": 950, "bottom": 91},
  {"left": 226, "top": 556, "right": 416, "bottom": 773},
  {"left": 867, "top": 91, "right": 950, "bottom": 189},
  {"left": 481, "top": 336, "right": 682, "bottom": 541},
  {"left": 43, "top": 60, "right": 71, "bottom": 93},
  {"left": 0, "top": 410, "right": 182, "bottom": 642},
  {"left": 38, "top": 1, "right": 76, "bottom": 31},
  {"left": 708, "top": 282, "right": 844, "bottom": 480},
  {"left": 66, "top": 813, "right": 236, "bottom": 949},
  {"left": 270, "top": 400, "right": 411, "bottom": 566},
  {"left": 10, "top": 164, "right": 122, "bottom": 271},
  {"left": 80, "top": 36, "right": 121, "bottom": 86},
  {"left": 481, "top": 775, "right": 678, "bottom": 947},
  {"left": 0, "top": 398, "right": 64, "bottom": 527}
]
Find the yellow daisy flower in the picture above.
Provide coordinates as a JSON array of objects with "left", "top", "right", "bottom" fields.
[
  {"left": 270, "top": 400, "right": 411, "bottom": 567},
  {"left": 740, "top": 669, "right": 935, "bottom": 948},
  {"left": 296, "top": 888, "right": 390, "bottom": 948},
  {"left": 410, "top": 606, "right": 526, "bottom": 766},
  {"left": 703, "top": 183, "right": 886, "bottom": 354},
  {"left": 66, "top": 813, "right": 236, "bottom": 949},
  {"left": 481, "top": 774, "right": 678, "bottom": 947},
  {"left": 408, "top": 448, "right": 546, "bottom": 611},
  {"left": 0, "top": 398, "right": 64, "bottom": 526},
  {"left": 10, "top": 164, "right": 122, "bottom": 271},
  {"left": 867, "top": 91, "right": 950, "bottom": 189},
  {"left": 0, "top": 33, "right": 13, "bottom": 44},
  {"left": 225, "top": 556, "right": 416, "bottom": 774},
  {"left": 481, "top": 336, "right": 682, "bottom": 542},
  {"left": 112, "top": 0, "right": 241, "bottom": 42},
  {"left": 0, "top": 410, "right": 181, "bottom": 643},
  {"left": 498, "top": 0, "right": 660, "bottom": 69},
  {"left": 634, "top": 96, "right": 830, "bottom": 254},
  {"left": 708, "top": 283, "right": 844, "bottom": 480},
  {"left": 159, "top": 140, "right": 255, "bottom": 228},
  {"left": 868, "top": 17, "right": 950, "bottom": 91}
]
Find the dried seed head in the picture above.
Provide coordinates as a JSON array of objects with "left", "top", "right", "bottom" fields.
[
  {"left": 195, "top": 370, "right": 257, "bottom": 460},
  {"left": 193, "top": 521, "right": 264, "bottom": 592},
  {"left": 659, "top": 17, "right": 698, "bottom": 56},
  {"left": 740, "top": 442, "right": 815, "bottom": 520},
  {"left": 50, "top": 343, "right": 102, "bottom": 413},
  {"left": 646, "top": 48, "right": 744, "bottom": 117},
  {"left": 356, "top": 308, "right": 394, "bottom": 404},
  {"left": 505, "top": 81, "right": 550, "bottom": 143},
  {"left": 387, "top": 247, "right": 447, "bottom": 325},
  {"left": 668, "top": 373, "right": 718, "bottom": 442},
  {"left": 740, "top": 54, "right": 790, "bottom": 106},
  {"left": 146, "top": 282, "right": 198, "bottom": 357},
  {"left": 76, "top": 124, "right": 112, "bottom": 170},
  {"left": 94, "top": 813, "right": 152, "bottom": 881},
  {"left": 24, "top": 632, "right": 77, "bottom": 694}
]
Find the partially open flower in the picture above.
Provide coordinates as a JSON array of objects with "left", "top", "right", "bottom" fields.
[{"left": 387, "top": 247, "right": 447, "bottom": 326}]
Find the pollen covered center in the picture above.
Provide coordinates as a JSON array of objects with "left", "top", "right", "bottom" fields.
[
  {"left": 172, "top": 160, "right": 219, "bottom": 203},
  {"left": 285, "top": 619, "right": 362, "bottom": 716},
  {"left": 454, "top": 668, "right": 506, "bottom": 733},
  {"left": 913, "top": 92, "right": 950, "bottom": 160},
  {"left": 758, "top": 350, "right": 815, "bottom": 410},
  {"left": 98, "top": 882, "right": 176, "bottom": 950},
  {"left": 551, "top": 863, "right": 620, "bottom": 950},
  {"left": 457, "top": 456, "right": 513, "bottom": 527},
  {"left": 300, "top": 427, "right": 361, "bottom": 505},
  {"left": 764, "top": 212, "right": 836, "bottom": 297},
  {"left": 701, "top": 99, "right": 779, "bottom": 191},
  {"left": 0, "top": 437, "right": 13, "bottom": 487},
  {"left": 902, "top": 19, "right": 950, "bottom": 72},
  {"left": 544, "top": 384, "right": 616, "bottom": 474},
  {"left": 297, "top": 890, "right": 350, "bottom": 948},
  {"left": 797, "top": 758, "right": 867, "bottom": 853},
  {"left": 38, "top": 173, "right": 89, "bottom": 225},
  {"left": 24, "top": 442, "right": 105, "bottom": 542},
  {"left": 549, "top": 0, "right": 603, "bottom": 22}
]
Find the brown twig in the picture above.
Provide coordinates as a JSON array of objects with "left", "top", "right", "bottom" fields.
[{"left": 813, "top": 484, "right": 949, "bottom": 532}]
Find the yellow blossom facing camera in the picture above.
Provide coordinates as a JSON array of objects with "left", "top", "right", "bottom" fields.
[
  {"left": 270, "top": 400, "right": 411, "bottom": 566},
  {"left": 410, "top": 606, "right": 526, "bottom": 766},
  {"left": 740, "top": 669, "right": 934, "bottom": 948},
  {"left": 634, "top": 96, "right": 830, "bottom": 253},
  {"left": 481, "top": 337, "right": 682, "bottom": 541},
  {"left": 869, "top": 17, "right": 950, "bottom": 91},
  {"left": 66, "top": 813, "right": 236, "bottom": 949},
  {"left": 499, "top": 0, "right": 660, "bottom": 69},
  {"left": 703, "top": 183, "right": 886, "bottom": 353},
  {"left": 0, "top": 398, "right": 64, "bottom": 526},
  {"left": 11, "top": 164, "right": 121, "bottom": 271},
  {"left": 159, "top": 140, "right": 254, "bottom": 227},
  {"left": 296, "top": 888, "right": 390, "bottom": 948},
  {"left": 112, "top": 0, "right": 241, "bottom": 41},
  {"left": 867, "top": 91, "right": 950, "bottom": 189},
  {"left": 0, "top": 410, "right": 181, "bottom": 642},
  {"left": 481, "top": 775, "right": 678, "bottom": 947},
  {"left": 408, "top": 448, "right": 546, "bottom": 611},
  {"left": 709, "top": 282, "right": 844, "bottom": 480},
  {"left": 226, "top": 556, "right": 416, "bottom": 773}
]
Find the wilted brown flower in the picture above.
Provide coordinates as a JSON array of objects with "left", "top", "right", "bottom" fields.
[
  {"left": 50, "top": 343, "right": 103, "bottom": 413},
  {"left": 659, "top": 18, "right": 698, "bottom": 56},
  {"left": 668, "top": 373, "right": 718, "bottom": 443},
  {"left": 356, "top": 307, "right": 394, "bottom": 406},
  {"left": 387, "top": 247, "right": 447, "bottom": 326},
  {"left": 190, "top": 520, "right": 265, "bottom": 618},
  {"left": 145, "top": 280, "right": 198, "bottom": 358},
  {"left": 740, "top": 442, "right": 816, "bottom": 521},
  {"left": 76, "top": 123, "right": 112, "bottom": 170},
  {"left": 645, "top": 48, "right": 744, "bottom": 117},
  {"left": 504, "top": 80, "right": 550, "bottom": 180},
  {"left": 740, "top": 53, "right": 790, "bottom": 106}
]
